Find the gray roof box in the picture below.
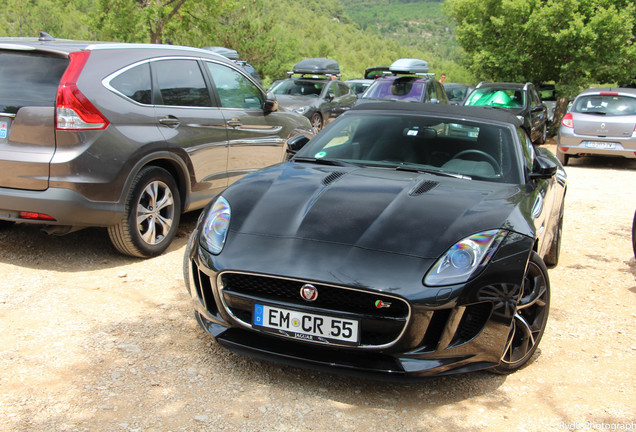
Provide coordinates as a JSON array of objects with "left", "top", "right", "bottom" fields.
[
  {"left": 292, "top": 58, "right": 340, "bottom": 75},
  {"left": 389, "top": 58, "right": 429, "bottom": 74},
  {"left": 201, "top": 46, "right": 239, "bottom": 60}
]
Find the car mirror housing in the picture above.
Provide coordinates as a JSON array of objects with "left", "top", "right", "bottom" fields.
[
  {"left": 264, "top": 91, "right": 278, "bottom": 113},
  {"left": 286, "top": 134, "right": 310, "bottom": 156},
  {"left": 529, "top": 155, "right": 558, "bottom": 179}
]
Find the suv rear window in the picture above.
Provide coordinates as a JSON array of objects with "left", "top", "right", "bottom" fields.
[
  {"left": 572, "top": 94, "right": 636, "bottom": 116},
  {"left": 0, "top": 51, "right": 68, "bottom": 114},
  {"left": 362, "top": 77, "right": 426, "bottom": 102}
]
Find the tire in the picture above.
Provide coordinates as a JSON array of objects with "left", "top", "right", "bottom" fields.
[
  {"left": 108, "top": 166, "right": 181, "bottom": 258},
  {"left": 491, "top": 251, "right": 550, "bottom": 374},
  {"left": 310, "top": 113, "right": 323, "bottom": 132},
  {"left": 544, "top": 205, "right": 564, "bottom": 267},
  {"left": 0, "top": 220, "right": 14, "bottom": 229},
  {"left": 556, "top": 148, "right": 569, "bottom": 166}
]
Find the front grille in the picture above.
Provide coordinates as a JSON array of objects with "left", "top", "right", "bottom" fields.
[{"left": 219, "top": 272, "right": 410, "bottom": 348}]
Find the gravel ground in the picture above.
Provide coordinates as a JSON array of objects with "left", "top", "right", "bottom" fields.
[{"left": 0, "top": 144, "right": 634, "bottom": 432}]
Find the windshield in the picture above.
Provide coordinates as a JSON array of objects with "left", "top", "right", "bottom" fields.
[
  {"left": 465, "top": 88, "right": 525, "bottom": 108},
  {"left": 362, "top": 77, "right": 426, "bottom": 102},
  {"left": 295, "top": 113, "right": 521, "bottom": 183},
  {"left": 270, "top": 79, "right": 326, "bottom": 97},
  {"left": 572, "top": 94, "right": 636, "bottom": 116}
]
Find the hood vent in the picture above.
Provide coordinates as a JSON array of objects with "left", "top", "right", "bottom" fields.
[
  {"left": 322, "top": 171, "right": 346, "bottom": 186},
  {"left": 409, "top": 180, "right": 439, "bottom": 196}
]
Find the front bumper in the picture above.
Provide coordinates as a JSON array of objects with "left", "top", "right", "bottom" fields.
[{"left": 184, "top": 231, "right": 533, "bottom": 378}]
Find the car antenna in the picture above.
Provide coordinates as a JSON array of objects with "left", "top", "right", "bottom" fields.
[{"left": 38, "top": 32, "right": 55, "bottom": 41}]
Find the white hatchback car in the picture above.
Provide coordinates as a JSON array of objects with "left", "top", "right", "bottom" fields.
[{"left": 557, "top": 87, "right": 636, "bottom": 165}]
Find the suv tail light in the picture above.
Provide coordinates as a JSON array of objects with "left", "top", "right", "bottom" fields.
[
  {"left": 56, "top": 51, "right": 110, "bottom": 130},
  {"left": 561, "top": 113, "right": 574, "bottom": 128}
]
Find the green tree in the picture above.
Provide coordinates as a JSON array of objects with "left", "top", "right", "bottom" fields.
[
  {"left": 0, "top": 0, "right": 94, "bottom": 38},
  {"left": 92, "top": 0, "right": 229, "bottom": 44},
  {"left": 446, "top": 0, "right": 636, "bottom": 95}
]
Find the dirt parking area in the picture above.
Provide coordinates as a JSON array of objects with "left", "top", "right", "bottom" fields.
[{"left": 0, "top": 143, "right": 634, "bottom": 432}]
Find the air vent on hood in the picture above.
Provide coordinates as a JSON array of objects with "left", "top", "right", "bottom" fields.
[
  {"left": 409, "top": 180, "right": 439, "bottom": 196},
  {"left": 322, "top": 171, "right": 346, "bottom": 186}
]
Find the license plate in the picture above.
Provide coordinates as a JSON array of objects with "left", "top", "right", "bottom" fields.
[
  {"left": 253, "top": 303, "right": 359, "bottom": 345},
  {"left": 584, "top": 141, "right": 617, "bottom": 149}
]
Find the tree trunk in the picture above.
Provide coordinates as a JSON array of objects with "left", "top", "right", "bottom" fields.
[{"left": 549, "top": 96, "right": 570, "bottom": 136}]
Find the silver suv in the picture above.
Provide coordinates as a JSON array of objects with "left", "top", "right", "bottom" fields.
[{"left": 0, "top": 34, "right": 313, "bottom": 257}]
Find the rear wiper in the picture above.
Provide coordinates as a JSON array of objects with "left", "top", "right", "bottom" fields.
[
  {"left": 585, "top": 110, "right": 606, "bottom": 115},
  {"left": 395, "top": 165, "right": 471, "bottom": 179},
  {"left": 293, "top": 157, "right": 359, "bottom": 167}
]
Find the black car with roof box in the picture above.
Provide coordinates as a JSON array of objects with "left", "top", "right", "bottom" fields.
[{"left": 269, "top": 58, "right": 358, "bottom": 131}]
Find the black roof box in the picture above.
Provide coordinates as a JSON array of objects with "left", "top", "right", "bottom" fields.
[{"left": 292, "top": 58, "right": 340, "bottom": 75}]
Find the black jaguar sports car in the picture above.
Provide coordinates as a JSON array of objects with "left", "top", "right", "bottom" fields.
[{"left": 184, "top": 102, "right": 567, "bottom": 379}]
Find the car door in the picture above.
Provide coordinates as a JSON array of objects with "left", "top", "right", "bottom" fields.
[
  {"left": 152, "top": 58, "right": 230, "bottom": 199},
  {"left": 203, "top": 61, "right": 291, "bottom": 185},
  {"left": 519, "top": 128, "right": 556, "bottom": 255},
  {"left": 333, "top": 82, "right": 357, "bottom": 116}
]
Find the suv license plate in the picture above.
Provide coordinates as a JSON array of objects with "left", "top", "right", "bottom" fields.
[
  {"left": 253, "top": 303, "right": 360, "bottom": 346},
  {"left": 584, "top": 141, "right": 617, "bottom": 149}
]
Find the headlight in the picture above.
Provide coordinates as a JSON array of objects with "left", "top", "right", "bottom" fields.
[
  {"left": 424, "top": 230, "right": 507, "bottom": 286},
  {"left": 200, "top": 196, "right": 231, "bottom": 255},
  {"left": 294, "top": 106, "right": 310, "bottom": 114}
]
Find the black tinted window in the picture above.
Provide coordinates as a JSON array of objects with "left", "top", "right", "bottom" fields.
[
  {"left": 110, "top": 63, "right": 151, "bottom": 105},
  {"left": 154, "top": 60, "right": 211, "bottom": 107},
  {"left": 205, "top": 62, "right": 264, "bottom": 109},
  {"left": 0, "top": 51, "right": 68, "bottom": 113}
]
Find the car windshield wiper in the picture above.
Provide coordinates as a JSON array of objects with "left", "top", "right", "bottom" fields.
[
  {"left": 395, "top": 165, "right": 471, "bottom": 179},
  {"left": 293, "top": 157, "right": 359, "bottom": 167}
]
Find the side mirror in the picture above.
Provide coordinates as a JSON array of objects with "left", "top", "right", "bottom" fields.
[
  {"left": 264, "top": 91, "right": 278, "bottom": 113},
  {"left": 529, "top": 155, "right": 558, "bottom": 180},
  {"left": 327, "top": 92, "right": 335, "bottom": 101},
  {"left": 286, "top": 134, "right": 310, "bottom": 156}
]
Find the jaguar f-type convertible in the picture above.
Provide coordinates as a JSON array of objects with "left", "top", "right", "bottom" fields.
[{"left": 184, "top": 102, "right": 567, "bottom": 379}]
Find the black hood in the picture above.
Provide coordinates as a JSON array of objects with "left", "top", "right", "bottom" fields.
[{"left": 223, "top": 162, "right": 529, "bottom": 259}]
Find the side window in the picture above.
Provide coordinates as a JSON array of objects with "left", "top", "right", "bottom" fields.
[
  {"left": 205, "top": 62, "right": 264, "bottom": 110},
  {"left": 530, "top": 88, "right": 541, "bottom": 107},
  {"left": 338, "top": 82, "right": 351, "bottom": 97},
  {"left": 109, "top": 63, "right": 152, "bottom": 105},
  {"left": 427, "top": 82, "right": 436, "bottom": 102},
  {"left": 154, "top": 59, "right": 211, "bottom": 107},
  {"left": 326, "top": 81, "right": 338, "bottom": 98}
]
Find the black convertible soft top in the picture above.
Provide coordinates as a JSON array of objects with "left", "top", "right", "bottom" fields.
[{"left": 351, "top": 100, "right": 524, "bottom": 127}]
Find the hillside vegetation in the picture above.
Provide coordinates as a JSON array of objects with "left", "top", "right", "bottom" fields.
[{"left": 0, "top": 0, "right": 471, "bottom": 84}]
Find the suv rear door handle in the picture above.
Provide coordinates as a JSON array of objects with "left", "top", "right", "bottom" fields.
[
  {"left": 159, "top": 116, "right": 180, "bottom": 128},
  {"left": 226, "top": 118, "right": 242, "bottom": 128}
]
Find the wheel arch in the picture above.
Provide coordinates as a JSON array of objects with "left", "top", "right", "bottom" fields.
[{"left": 118, "top": 151, "right": 191, "bottom": 213}]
